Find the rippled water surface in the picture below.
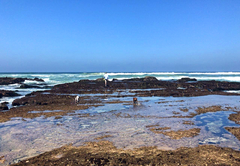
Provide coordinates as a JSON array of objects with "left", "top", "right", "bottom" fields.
[{"left": 1, "top": 95, "right": 240, "bottom": 165}]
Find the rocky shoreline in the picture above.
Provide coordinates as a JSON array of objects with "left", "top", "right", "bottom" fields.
[
  {"left": 1, "top": 76, "right": 240, "bottom": 165},
  {"left": 0, "top": 77, "right": 49, "bottom": 111},
  {"left": 1, "top": 76, "right": 240, "bottom": 119},
  {"left": 0, "top": 90, "right": 20, "bottom": 99}
]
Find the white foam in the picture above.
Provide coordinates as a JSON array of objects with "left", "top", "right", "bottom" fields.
[
  {"left": 225, "top": 90, "right": 240, "bottom": 94},
  {"left": 0, "top": 84, "right": 21, "bottom": 90},
  {"left": 107, "top": 72, "right": 240, "bottom": 76},
  {"left": 0, "top": 96, "right": 23, "bottom": 108},
  {"left": 112, "top": 77, "right": 141, "bottom": 80},
  {"left": 220, "top": 77, "right": 240, "bottom": 82},
  {"left": 189, "top": 72, "right": 240, "bottom": 75},
  {"left": 31, "top": 74, "right": 47, "bottom": 77},
  {"left": 108, "top": 73, "right": 147, "bottom": 76},
  {"left": 43, "top": 78, "right": 50, "bottom": 82},
  {"left": 193, "top": 76, "right": 240, "bottom": 82},
  {"left": 108, "top": 72, "right": 181, "bottom": 76},
  {"left": 23, "top": 80, "right": 43, "bottom": 84},
  {"left": 156, "top": 76, "right": 183, "bottom": 80}
]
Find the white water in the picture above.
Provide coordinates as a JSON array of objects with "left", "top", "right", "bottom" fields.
[{"left": 1, "top": 72, "right": 240, "bottom": 86}]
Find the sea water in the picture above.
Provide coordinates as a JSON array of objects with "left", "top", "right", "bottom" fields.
[{"left": 1, "top": 72, "right": 240, "bottom": 86}]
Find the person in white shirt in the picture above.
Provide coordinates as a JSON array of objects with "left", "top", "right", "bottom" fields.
[
  {"left": 104, "top": 72, "right": 109, "bottom": 87},
  {"left": 75, "top": 95, "right": 79, "bottom": 104}
]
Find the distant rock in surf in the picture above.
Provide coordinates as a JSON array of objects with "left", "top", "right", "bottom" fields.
[
  {"left": 33, "top": 77, "right": 44, "bottom": 82},
  {"left": 177, "top": 77, "right": 197, "bottom": 83},
  {"left": 143, "top": 76, "right": 158, "bottom": 82},
  {"left": 0, "top": 77, "right": 44, "bottom": 85},
  {"left": 20, "top": 84, "right": 42, "bottom": 89},
  {"left": 0, "top": 90, "right": 20, "bottom": 98}
]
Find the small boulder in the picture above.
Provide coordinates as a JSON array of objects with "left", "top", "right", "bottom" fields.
[
  {"left": 20, "top": 84, "right": 41, "bottom": 89},
  {"left": 0, "top": 102, "right": 8, "bottom": 111},
  {"left": 177, "top": 77, "right": 197, "bottom": 83},
  {"left": 0, "top": 90, "right": 20, "bottom": 98},
  {"left": 143, "top": 76, "right": 158, "bottom": 82},
  {"left": 79, "top": 79, "right": 89, "bottom": 82},
  {"left": 96, "top": 78, "right": 104, "bottom": 81},
  {"left": 112, "top": 78, "right": 119, "bottom": 82},
  {"left": 33, "top": 77, "right": 44, "bottom": 82}
]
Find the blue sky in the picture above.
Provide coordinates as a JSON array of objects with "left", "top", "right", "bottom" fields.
[{"left": 1, "top": 0, "right": 240, "bottom": 72}]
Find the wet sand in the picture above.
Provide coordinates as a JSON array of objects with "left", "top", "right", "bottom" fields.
[{"left": 1, "top": 77, "right": 240, "bottom": 165}]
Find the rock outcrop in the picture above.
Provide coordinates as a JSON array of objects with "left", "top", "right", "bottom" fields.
[
  {"left": 0, "top": 77, "right": 44, "bottom": 85},
  {"left": 20, "top": 84, "right": 42, "bottom": 89},
  {"left": 0, "top": 90, "right": 20, "bottom": 98},
  {"left": 0, "top": 102, "right": 8, "bottom": 111}
]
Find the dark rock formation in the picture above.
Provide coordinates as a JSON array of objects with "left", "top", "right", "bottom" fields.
[
  {"left": 96, "top": 78, "right": 104, "bottom": 81},
  {"left": 12, "top": 92, "right": 84, "bottom": 106},
  {"left": 177, "top": 77, "right": 197, "bottom": 82},
  {"left": 143, "top": 76, "right": 158, "bottom": 82},
  {"left": 20, "top": 84, "right": 42, "bottom": 89},
  {"left": 11, "top": 76, "right": 240, "bottom": 111},
  {"left": 0, "top": 102, "right": 8, "bottom": 111},
  {"left": 33, "top": 77, "right": 44, "bottom": 82},
  {"left": 0, "top": 77, "right": 25, "bottom": 85},
  {"left": 0, "top": 90, "right": 20, "bottom": 98},
  {"left": 0, "top": 77, "right": 44, "bottom": 85},
  {"left": 50, "top": 76, "right": 240, "bottom": 96}
]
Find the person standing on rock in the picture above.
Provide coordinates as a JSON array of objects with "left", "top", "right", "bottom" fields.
[
  {"left": 75, "top": 95, "right": 79, "bottom": 104},
  {"left": 104, "top": 72, "right": 109, "bottom": 87}
]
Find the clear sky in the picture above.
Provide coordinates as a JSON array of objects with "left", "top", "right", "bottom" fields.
[{"left": 1, "top": 0, "right": 240, "bottom": 72}]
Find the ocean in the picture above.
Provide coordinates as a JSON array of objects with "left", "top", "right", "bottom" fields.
[{"left": 1, "top": 72, "right": 240, "bottom": 86}]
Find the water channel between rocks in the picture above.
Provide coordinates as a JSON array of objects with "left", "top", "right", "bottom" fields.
[{"left": 1, "top": 95, "right": 240, "bottom": 165}]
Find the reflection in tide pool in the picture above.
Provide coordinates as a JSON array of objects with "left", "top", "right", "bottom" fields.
[
  {"left": 1, "top": 95, "right": 240, "bottom": 165},
  {"left": 195, "top": 111, "right": 240, "bottom": 146},
  {"left": 74, "top": 103, "right": 132, "bottom": 114},
  {"left": 0, "top": 115, "right": 103, "bottom": 165}
]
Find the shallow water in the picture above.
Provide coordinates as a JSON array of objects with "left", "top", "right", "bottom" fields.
[
  {"left": 195, "top": 111, "right": 240, "bottom": 146},
  {"left": 1, "top": 95, "right": 240, "bottom": 165}
]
